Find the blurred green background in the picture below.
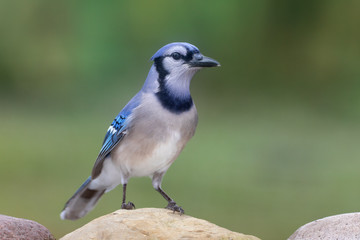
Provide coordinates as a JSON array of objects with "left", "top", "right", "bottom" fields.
[{"left": 1, "top": 1, "right": 360, "bottom": 239}]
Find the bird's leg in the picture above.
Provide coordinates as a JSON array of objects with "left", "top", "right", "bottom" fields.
[
  {"left": 121, "top": 183, "right": 135, "bottom": 210},
  {"left": 156, "top": 187, "right": 184, "bottom": 215}
]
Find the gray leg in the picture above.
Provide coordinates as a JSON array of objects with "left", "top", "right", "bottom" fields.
[
  {"left": 152, "top": 172, "right": 184, "bottom": 214},
  {"left": 121, "top": 183, "right": 135, "bottom": 210},
  {"left": 156, "top": 187, "right": 184, "bottom": 214}
]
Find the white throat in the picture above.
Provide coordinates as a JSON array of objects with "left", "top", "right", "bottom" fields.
[{"left": 165, "top": 67, "right": 198, "bottom": 98}]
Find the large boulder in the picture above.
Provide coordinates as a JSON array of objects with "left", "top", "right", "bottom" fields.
[
  {"left": 61, "top": 208, "right": 260, "bottom": 240},
  {"left": 0, "top": 214, "right": 55, "bottom": 240},
  {"left": 289, "top": 212, "right": 360, "bottom": 240}
]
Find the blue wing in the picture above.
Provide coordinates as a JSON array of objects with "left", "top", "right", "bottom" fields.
[
  {"left": 99, "top": 114, "right": 127, "bottom": 159},
  {"left": 91, "top": 92, "right": 142, "bottom": 178}
]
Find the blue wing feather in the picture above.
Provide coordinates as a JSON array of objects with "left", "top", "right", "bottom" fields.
[
  {"left": 98, "top": 114, "right": 126, "bottom": 157},
  {"left": 91, "top": 92, "right": 142, "bottom": 178}
]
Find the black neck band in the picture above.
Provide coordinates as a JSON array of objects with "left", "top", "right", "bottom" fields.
[{"left": 153, "top": 57, "right": 193, "bottom": 114}]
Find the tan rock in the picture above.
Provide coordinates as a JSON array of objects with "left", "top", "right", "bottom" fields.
[
  {"left": 288, "top": 212, "right": 360, "bottom": 240},
  {"left": 61, "top": 208, "right": 260, "bottom": 240}
]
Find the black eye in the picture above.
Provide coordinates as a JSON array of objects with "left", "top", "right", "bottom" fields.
[{"left": 171, "top": 52, "right": 181, "bottom": 60}]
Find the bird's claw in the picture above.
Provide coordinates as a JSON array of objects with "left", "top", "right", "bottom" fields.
[
  {"left": 121, "top": 201, "right": 135, "bottom": 210},
  {"left": 166, "top": 201, "right": 184, "bottom": 215}
]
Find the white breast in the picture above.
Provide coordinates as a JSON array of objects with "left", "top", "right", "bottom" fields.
[{"left": 128, "top": 130, "right": 181, "bottom": 177}]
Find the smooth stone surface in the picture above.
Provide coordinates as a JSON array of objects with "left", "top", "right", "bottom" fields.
[{"left": 61, "top": 208, "right": 260, "bottom": 240}]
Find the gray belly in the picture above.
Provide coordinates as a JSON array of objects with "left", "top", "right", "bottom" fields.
[{"left": 111, "top": 93, "right": 198, "bottom": 179}]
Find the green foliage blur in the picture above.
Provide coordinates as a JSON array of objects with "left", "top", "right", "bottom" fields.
[{"left": 1, "top": 1, "right": 360, "bottom": 239}]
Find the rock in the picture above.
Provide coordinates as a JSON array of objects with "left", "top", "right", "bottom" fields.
[
  {"left": 60, "top": 208, "right": 260, "bottom": 240},
  {"left": 0, "top": 214, "right": 55, "bottom": 240},
  {"left": 288, "top": 212, "right": 360, "bottom": 240}
]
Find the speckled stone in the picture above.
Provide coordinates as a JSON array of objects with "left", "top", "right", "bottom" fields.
[
  {"left": 0, "top": 214, "right": 55, "bottom": 240},
  {"left": 289, "top": 212, "right": 360, "bottom": 240}
]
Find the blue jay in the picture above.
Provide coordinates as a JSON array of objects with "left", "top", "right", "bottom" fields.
[{"left": 60, "top": 42, "right": 220, "bottom": 220}]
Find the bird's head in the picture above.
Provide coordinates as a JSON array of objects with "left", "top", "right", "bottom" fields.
[
  {"left": 151, "top": 42, "right": 219, "bottom": 77},
  {"left": 147, "top": 42, "right": 220, "bottom": 98}
]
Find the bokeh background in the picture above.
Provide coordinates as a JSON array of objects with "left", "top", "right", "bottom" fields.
[{"left": 1, "top": 1, "right": 360, "bottom": 239}]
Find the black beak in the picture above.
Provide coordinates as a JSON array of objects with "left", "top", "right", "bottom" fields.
[{"left": 188, "top": 55, "right": 220, "bottom": 68}]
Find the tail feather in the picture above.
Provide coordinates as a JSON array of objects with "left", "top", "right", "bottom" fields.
[{"left": 60, "top": 177, "right": 105, "bottom": 220}]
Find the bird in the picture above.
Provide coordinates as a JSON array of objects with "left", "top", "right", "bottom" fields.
[{"left": 60, "top": 42, "right": 220, "bottom": 220}]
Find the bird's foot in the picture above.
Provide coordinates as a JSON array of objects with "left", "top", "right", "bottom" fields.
[
  {"left": 121, "top": 201, "right": 135, "bottom": 210},
  {"left": 166, "top": 201, "right": 184, "bottom": 215}
]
